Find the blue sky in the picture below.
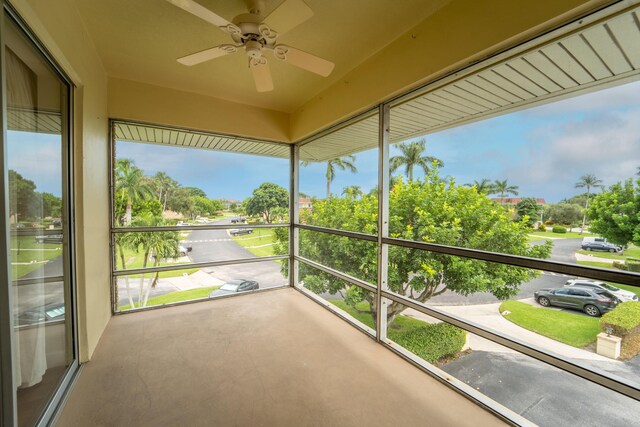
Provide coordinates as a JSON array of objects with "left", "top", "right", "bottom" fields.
[{"left": 9, "top": 79, "right": 640, "bottom": 202}]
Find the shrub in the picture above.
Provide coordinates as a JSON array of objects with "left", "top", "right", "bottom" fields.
[
  {"left": 552, "top": 226, "right": 567, "bottom": 233},
  {"left": 390, "top": 323, "right": 466, "bottom": 363},
  {"left": 627, "top": 261, "right": 640, "bottom": 273},
  {"left": 612, "top": 261, "right": 628, "bottom": 271},
  {"left": 600, "top": 302, "right": 640, "bottom": 359},
  {"left": 538, "top": 223, "right": 546, "bottom": 231}
]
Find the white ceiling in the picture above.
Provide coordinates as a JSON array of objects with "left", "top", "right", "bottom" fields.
[{"left": 73, "top": 0, "right": 450, "bottom": 113}]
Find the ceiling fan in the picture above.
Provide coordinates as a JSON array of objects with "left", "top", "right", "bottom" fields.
[{"left": 167, "top": 0, "right": 335, "bottom": 92}]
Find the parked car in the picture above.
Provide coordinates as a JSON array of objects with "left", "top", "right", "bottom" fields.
[
  {"left": 581, "top": 241, "right": 621, "bottom": 252},
  {"left": 534, "top": 287, "right": 619, "bottom": 317},
  {"left": 34, "top": 234, "right": 63, "bottom": 244},
  {"left": 176, "top": 221, "right": 191, "bottom": 226},
  {"left": 230, "top": 217, "right": 246, "bottom": 224},
  {"left": 209, "top": 279, "right": 259, "bottom": 297},
  {"left": 16, "top": 302, "right": 66, "bottom": 325},
  {"left": 230, "top": 228, "right": 253, "bottom": 236},
  {"left": 565, "top": 279, "right": 639, "bottom": 302},
  {"left": 178, "top": 244, "right": 192, "bottom": 256}
]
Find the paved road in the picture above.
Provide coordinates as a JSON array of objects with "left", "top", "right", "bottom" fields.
[
  {"left": 442, "top": 350, "right": 640, "bottom": 426},
  {"left": 115, "top": 218, "right": 287, "bottom": 306},
  {"left": 428, "top": 238, "right": 583, "bottom": 306}
]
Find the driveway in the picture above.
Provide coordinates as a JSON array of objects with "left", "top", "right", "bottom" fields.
[{"left": 441, "top": 350, "right": 640, "bottom": 427}]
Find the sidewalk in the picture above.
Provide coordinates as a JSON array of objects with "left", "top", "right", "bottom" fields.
[
  {"left": 575, "top": 252, "right": 622, "bottom": 264},
  {"left": 161, "top": 270, "right": 224, "bottom": 291},
  {"left": 404, "top": 301, "right": 615, "bottom": 362}
]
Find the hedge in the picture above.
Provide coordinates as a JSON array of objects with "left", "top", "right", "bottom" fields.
[
  {"left": 389, "top": 322, "right": 466, "bottom": 364},
  {"left": 600, "top": 302, "right": 640, "bottom": 359},
  {"left": 552, "top": 226, "right": 567, "bottom": 234}
]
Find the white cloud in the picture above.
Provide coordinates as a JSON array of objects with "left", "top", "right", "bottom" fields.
[{"left": 505, "top": 108, "right": 640, "bottom": 201}]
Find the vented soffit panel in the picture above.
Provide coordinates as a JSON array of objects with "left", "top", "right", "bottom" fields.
[
  {"left": 7, "top": 108, "right": 61, "bottom": 134},
  {"left": 113, "top": 121, "right": 290, "bottom": 159},
  {"left": 300, "top": 3, "right": 640, "bottom": 162}
]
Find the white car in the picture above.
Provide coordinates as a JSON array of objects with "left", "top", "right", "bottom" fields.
[
  {"left": 195, "top": 218, "right": 209, "bottom": 224},
  {"left": 564, "top": 279, "right": 639, "bottom": 302}
]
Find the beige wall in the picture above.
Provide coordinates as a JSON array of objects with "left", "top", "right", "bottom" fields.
[
  {"left": 13, "top": 0, "right": 110, "bottom": 362},
  {"left": 108, "top": 78, "right": 290, "bottom": 142},
  {"left": 289, "top": 0, "right": 612, "bottom": 141}
]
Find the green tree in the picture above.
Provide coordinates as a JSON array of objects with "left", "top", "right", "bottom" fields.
[
  {"left": 516, "top": 198, "right": 540, "bottom": 227},
  {"left": 493, "top": 179, "right": 519, "bottom": 204},
  {"left": 588, "top": 179, "right": 640, "bottom": 246},
  {"left": 115, "top": 159, "right": 151, "bottom": 225},
  {"left": 8, "top": 170, "right": 38, "bottom": 221},
  {"left": 276, "top": 170, "right": 551, "bottom": 324},
  {"left": 149, "top": 171, "right": 179, "bottom": 213},
  {"left": 545, "top": 203, "right": 583, "bottom": 226},
  {"left": 116, "top": 213, "right": 180, "bottom": 308},
  {"left": 166, "top": 187, "right": 194, "bottom": 217},
  {"left": 183, "top": 187, "right": 207, "bottom": 198},
  {"left": 245, "top": 183, "right": 289, "bottom": 224},
  {"left": 191, "top": 196, "right": 224, "bottom": 218},
  {"left": 575, "top": 173, "right": 603, "bottom": 233},
  {"left": 39, "top": 192, "right": 62, "bottom": 218},
  {"left": 390, "top": 139, "right": 443, "bottom": 182},
  {"left": 322, "top": 156, "right": 357, "bottom": 197},
  {"left": 466, "top": 178, "right": 495, "bottom": 195},
  {"left": 342, "top": 185, "right": 363, "bottom": 198}
]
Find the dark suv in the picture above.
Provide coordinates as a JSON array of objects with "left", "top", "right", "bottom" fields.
[
  {"left": 534, "top": 287, "right": 619, "bottom": 317},
  {"left": 581, "top": 241, "right": 620, "bottom": 252}
]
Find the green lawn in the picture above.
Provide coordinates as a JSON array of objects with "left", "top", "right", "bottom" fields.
[
  {"left": 114, "top": 244, "right": 196, "bottom": 278},
  {"left": 231, "top": 228, "right": 276, "bottom": 257},
  {"left": 529, "top": 230, "right": 594, "bottom": 239},
  {"left": 500, "top": 300, "right": 599, "bottom": 347},
  {"left": 10, "top": 236, "right": 63, "bottom": 280},
  {"left": 118, "top": 286, "right": 219, "bottom": 310}
]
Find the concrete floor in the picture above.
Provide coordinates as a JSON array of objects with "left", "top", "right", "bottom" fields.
[{"left": 57, "top": 288, "right": 506, "bottom": 426}]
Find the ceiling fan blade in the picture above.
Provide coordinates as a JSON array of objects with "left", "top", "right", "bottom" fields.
[
  {"left": 263, "top": 0, "right": 313, "bottom": 35},
  {"left": 166, "top": 0, "right": 240, "bottom": 34},
  {"left": 272, "top": 45, "right": 334, "bottom": 77},
  {"left": 250, "top": 57, "right": 274, "bottom": 92},
  {"left": 177, "top": 44, "right": 239, "bottom": 66}
]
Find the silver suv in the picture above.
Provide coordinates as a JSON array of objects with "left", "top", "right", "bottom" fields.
[{"left": 565, "top": 279, "right": 638, "bottom": 302}]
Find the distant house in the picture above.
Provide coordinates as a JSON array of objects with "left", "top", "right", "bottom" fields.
[
  {"left": 490, "top": 197, "right": 546, "bottom": 206},
  {"left": 299, "top": 198, "right": 312, "bottom": 209}
]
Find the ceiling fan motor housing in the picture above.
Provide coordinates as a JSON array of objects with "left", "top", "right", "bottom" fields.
[{"left": 245, "top": 40, "right": 263, "bottom": 59}]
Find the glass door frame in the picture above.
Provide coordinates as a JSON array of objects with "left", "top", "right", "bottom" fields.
[{"left": 0, "top": 2, "right": 78, "bottom": 426}]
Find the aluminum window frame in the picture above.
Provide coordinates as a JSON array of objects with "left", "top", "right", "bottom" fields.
[
  {"left": 108, "top": 119, "right": 294, "bottom": 315},
  {"left": 290, "top": 0, "right": 640, "bottom": 421}
]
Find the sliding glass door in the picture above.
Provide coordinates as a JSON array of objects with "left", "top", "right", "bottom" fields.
[{"left": 1, "top": 6, "right": 76, "bottom": 426}]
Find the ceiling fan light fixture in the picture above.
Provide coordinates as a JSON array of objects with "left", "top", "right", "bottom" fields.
[{"left": 168, "top": 0, "right": 334, "bottom": 91}]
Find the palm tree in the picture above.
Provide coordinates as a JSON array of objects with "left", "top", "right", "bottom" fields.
[
  {"left": 575, "top": 173, "right": 603, "bottom": 233},
  {"left": 390, "top": 139, "right": 443, "bottom": 182},
  {"left": 466, "top": 178, "right": 495, "bottom": 195},
  {"left": 325, "top": 156, "right": 357, "bottom": 197},
  {"left": 342, "top": 185, "right": 363, "bottom": 198},
  {"left": 493, "top": 179, "right": 519, "bottom": 205},
  {"left": 151, "top": 171, "right": 179, "bottom": 214},
  {"left": 115, "top": 159, "right": 151, "bottom": 225}
]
